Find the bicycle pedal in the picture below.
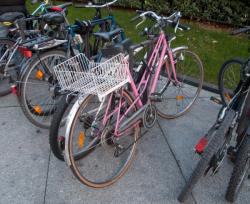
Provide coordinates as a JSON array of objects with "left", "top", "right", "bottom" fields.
[
  {"left": 149, "top": 93, "right": 162, "bottom": 102},
  {"left": 210, "top": 96, "right": 223, "bottom": 105}
]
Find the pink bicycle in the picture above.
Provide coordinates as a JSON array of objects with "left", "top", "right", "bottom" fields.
[{"left": 55, "top": 11, "right": 204, "bottom": 188}]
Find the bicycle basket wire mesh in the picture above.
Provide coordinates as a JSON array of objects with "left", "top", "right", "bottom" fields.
[{"left": 54, "top": 53, "right": 130, "bottom": 99}]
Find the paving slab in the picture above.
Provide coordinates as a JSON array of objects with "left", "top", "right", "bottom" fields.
[
  {"left": 0, "top": 88, "right": 249, "bottom": 204},
  {"left": 44, "top": 126, "right": 191, "bottom": 204},
  {"left": 0, "top": 105, "right": 50, "bottom": 204},
  {"left": 157, "top": 90, "right": 250, "bottom": 204},
  {"left": 0, "top": 94, "right": 19, "bottom": 108}
]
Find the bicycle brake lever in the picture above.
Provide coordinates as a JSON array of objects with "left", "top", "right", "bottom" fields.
[
  {"left": 136, "top": 16, "right": 146, "bottom": 29},
  {"left": 174, "top": 19, "right": 180, "bottom": 33}
]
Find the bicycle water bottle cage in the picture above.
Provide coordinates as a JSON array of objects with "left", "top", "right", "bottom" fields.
[{"left": 42, "top": 12, "right": 65, "bottom": 25}]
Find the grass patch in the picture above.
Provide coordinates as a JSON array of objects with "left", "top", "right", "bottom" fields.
[{"left": 26, "top": 2, "right": 249, "bottom": 84}]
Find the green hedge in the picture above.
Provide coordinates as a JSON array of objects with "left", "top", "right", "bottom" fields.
[{"left": 116, "top": 0, "right": 250, "bottom": 26}]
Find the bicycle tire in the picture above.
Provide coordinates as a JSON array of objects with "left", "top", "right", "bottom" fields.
[
  {"left": 236, "top": 89, "right": 250, "bottom": 138},
  {"left": 157, "top": 49, "right": 204, "bottom": 119},
  {"left": 67, "top": 90, "right": 140, "bottom": 188},
  {"left": 225, "top": 134, "right": 250, "bottom": 202},
  {"left": 178, "top": 109, "right": 236, "bottom": 202},
  {"left": 218, "top": 58, "right": 244, "bottom": 105},
  {"left": 49, "top": 94, "right": 74, "bottom": 161},
  {"left": 19, "top": 49, "right": 67, "bottom": 129}
]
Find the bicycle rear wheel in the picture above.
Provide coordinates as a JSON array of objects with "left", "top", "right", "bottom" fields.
[
  {"left": 19, "top": 50, "right": 67, "bottom": 129},
  {"left": 66, "top": 90, "right": 140, "bottom": 188},
  {"left": 218, "top": 59, "right": 244, "bottom": 105},
  {"left": 178, "top": 109, "right": 235, "bottom": 202},
  {"left": 156, "top": 49, "right": 204, "bottom": 119}
]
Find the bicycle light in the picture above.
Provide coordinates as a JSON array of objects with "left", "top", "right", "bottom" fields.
[{"left": 18, "top": 47, "right": 32, "bottom": 58}]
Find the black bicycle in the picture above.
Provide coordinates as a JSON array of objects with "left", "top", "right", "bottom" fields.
[
  {"left": 178, "top": 26, "right": 250, "bottom": 203},
  {"left": 218, "top": 26, "right": 250, "bottom": 105}
]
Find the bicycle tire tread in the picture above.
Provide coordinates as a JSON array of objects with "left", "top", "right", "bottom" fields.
[
  {"left": 178, "top": 109, "right": 235, "bottom": 202},
  {"left": 225, "top": 135, "right": 250, "bottom": 202}
]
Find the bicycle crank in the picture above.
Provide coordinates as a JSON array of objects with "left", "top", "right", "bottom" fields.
[{"left": 143, "top": 104, "right": 157, "bottom": 129}]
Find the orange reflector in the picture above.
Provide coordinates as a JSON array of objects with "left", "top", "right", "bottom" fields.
[
  {"left": 224, "top": 93, "right": 232, "bottom": 101},
  {"left": 78, "top": 131, "right": 85, "bottom": 149},
  {"left": 36, "top": 70, "right": 44, "bottom": 80},
  {"left": 34, "top": 105, "right": 42, "bottom": 114},
  {"left": 176, "top": 95, "right": 185, "bottom": 101}
]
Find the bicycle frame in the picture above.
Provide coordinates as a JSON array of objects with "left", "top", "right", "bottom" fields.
[
  {"left": 101, "top": 31, "right": 179, "bottom": 136},
  {"left": 31, "top": 3, "right": 48, "bottom": 16}
]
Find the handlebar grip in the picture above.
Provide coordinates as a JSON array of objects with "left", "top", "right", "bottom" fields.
[{"left": 136, "top": 10, "right": 144, "bottom": 14}]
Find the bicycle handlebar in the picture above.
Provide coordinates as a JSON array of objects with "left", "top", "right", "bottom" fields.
[
  {"left": 74, "top": 0, "right": 117, "bottom": 8},
  {"left": 131, "top": 10, "right": 190, "bottom": 32}
]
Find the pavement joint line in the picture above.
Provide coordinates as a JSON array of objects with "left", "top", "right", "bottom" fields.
[
  {"left": 43, "top": 149, "right": 51, "bottom": 204},
  {"left": 156, "top": 119, "right": 198, "bottom": 204},
  {"left": 0, "top": 96, "right": 217, "bottom": 109}
]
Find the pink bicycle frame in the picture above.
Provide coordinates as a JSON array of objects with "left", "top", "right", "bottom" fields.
[{"left": 102, "top": 31, "right": 179, "bottom": 136}]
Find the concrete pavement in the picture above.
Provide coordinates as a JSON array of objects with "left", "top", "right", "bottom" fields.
[{"left": 0, "top": 90, "right": 249, "bottom": 204}]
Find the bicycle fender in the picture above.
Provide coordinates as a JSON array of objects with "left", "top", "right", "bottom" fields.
[
  {"left": 64, "top": 95, "right": 88, "bottom": 166},
  {"left": 172, "top": 46, "right": 188, "bottom": 53}
]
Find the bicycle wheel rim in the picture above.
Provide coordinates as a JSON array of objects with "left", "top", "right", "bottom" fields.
[
  {"left": 68, "top": 92, "right": 139, "bottom": 188},
  {"left": 157, "top": 49, "right": 204, "bottom": 119},
  {"left": 21, "top": 50, "right": 67, "bottom": 129},
  {"left": 219, "top": 59, "right": 243, "bottom": 105}
]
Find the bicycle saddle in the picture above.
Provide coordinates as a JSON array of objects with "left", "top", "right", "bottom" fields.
[
  {"left": 0, "top": 12, "right": 25, "bottom": 23},
  {"left": 93, "top": 28, "right": 123, "bottom": 41},
  {"left": 42, "top": 12, "right": 65, "bottom": 25},
  {"left": 47, "top": 2, "right": 73, "bottom": 12}
]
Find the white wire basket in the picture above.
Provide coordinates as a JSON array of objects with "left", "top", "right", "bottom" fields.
[{"left": 54, "top": 53, "right": 130, "bottom": 100}]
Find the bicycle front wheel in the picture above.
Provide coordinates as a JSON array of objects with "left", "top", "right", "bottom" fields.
[
  {"left": 156, "top": 49, "right": 204, "bottom": 119},
  {"left": 218, "top": 59, "right": 244, "bottom": 105},
  {"left": 66, "top": 90, "right": 140, "bottom": 188}
]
